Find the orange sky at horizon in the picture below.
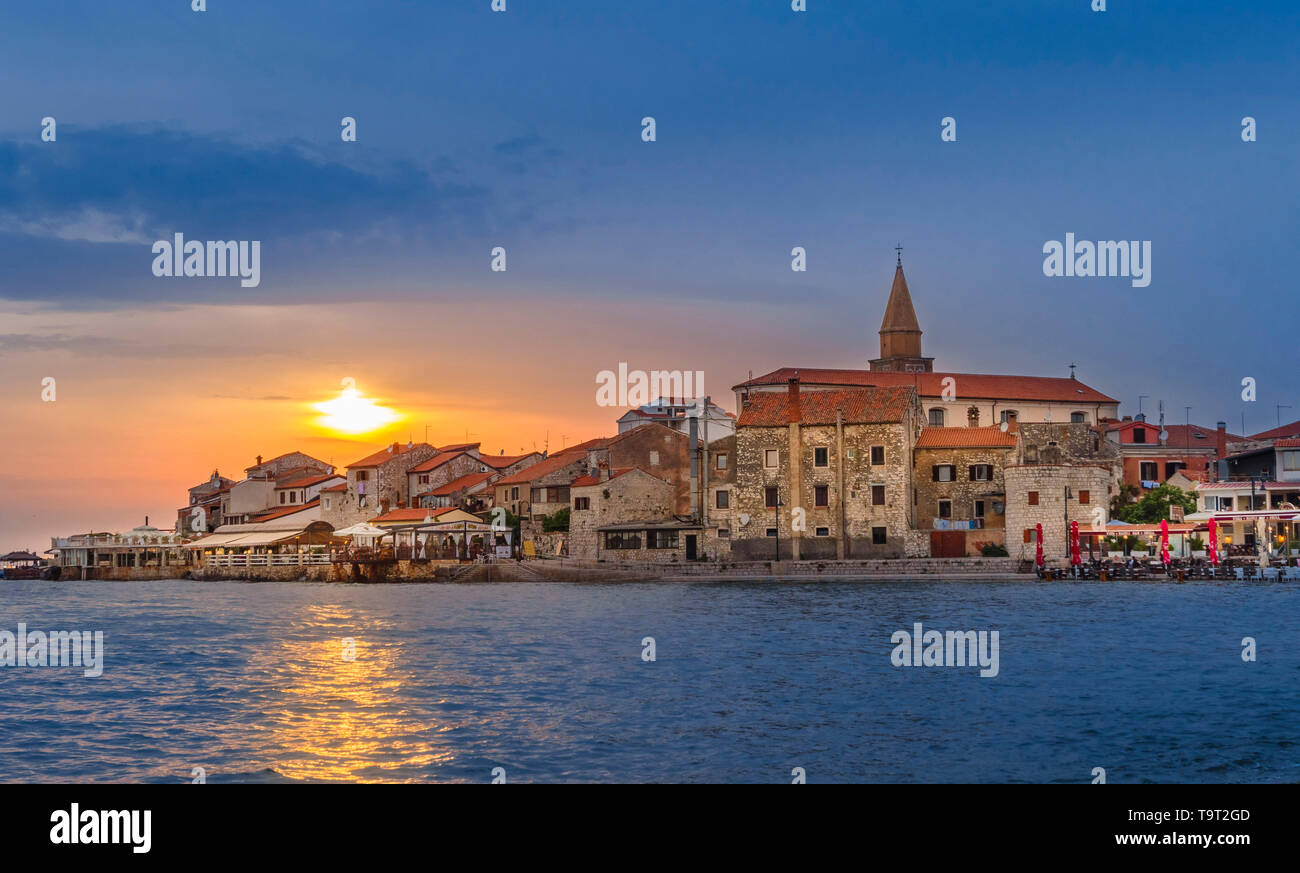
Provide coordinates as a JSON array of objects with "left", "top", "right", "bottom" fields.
[{"left": 0, "top": 297, "right": 841, "bottom": 552}]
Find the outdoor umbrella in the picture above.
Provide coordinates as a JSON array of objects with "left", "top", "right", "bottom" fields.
[
  {"left": 1035, "top": 523, "right": 1044, "bottom": 568},
  {"left": 1070, "top": 520, "right": 1081, "bottom": 566},
  {"left": 1208, "top": 518, "right": 1219, "bottom": 567},
  {"left": 1159, "top": 518, "right": 1170, "bottom": 566}
]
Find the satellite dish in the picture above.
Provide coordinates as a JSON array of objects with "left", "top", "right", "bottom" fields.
[
  {"left": 738, "top": 513, "right": 751, "bottom": 526},
  {"left": 1159, "top": 430, "right": 1169, "bottom": 441}
]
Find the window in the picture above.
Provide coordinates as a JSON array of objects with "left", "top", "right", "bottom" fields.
[
  {"left": 814, "top": 447, "right": 829, "bottom": 467},
  {"left": 1079, "top": 490, "right": 1090, "bottom": 504},
  {"left": 715, "top": 453, "right": 727, "bottom": 470},
  {"left": 1165, "top": 462, "right": 1184, "bottom": 479},
  {"left": 1071, "top": 411, "right": 1087, "bottom": 423},
  {"left": 871, "top": 484, "right": 885, "bottom": 506},
  {"left": 717, "top": 528, "right": 731, "bottom": 538},
  {"left": 715, "top": 490, "right": 729, "bottom": 509},
  {"left": 928, "top": 408, "right": 946, "bottom": 426},
  {"left": 814, "top": 485, "right": 829, "bottom": 507},
  {"left": 1133, "top": 427, "right": 1147, "bottom": 444},
  {"left": 938, "top": 499, "right": 952, "bottom": 518},
  {"left": 871, "top": 446, "right": 885, "bottom": 465},
  {"left": 324, "top": 497, "right": 331, "bottom": 511},
  {"left": 418, "top": 474, "right": 429, "bottom": 485},
  {"left": 511, "top": 486, "right": 519, "bottom": 500},
  {"left": 765, "top": 449, "right": 779, "bottom": 469},
  {"left": 1139, "top": 462, "right": 1158, "bottom": 481},
  {"left": 815, "top": 526, "right": 830, "bottom": 537},
  {"left": 1284, "top": 451, "right": 1300, "bottom": 472},
  {"left": 1000, "top": 410, "right": 1018, "bottom": 424},
  {"left": 649, "top": 450, "right": 660, "bottom": 466},
  {"left": 574, "top": 497, "right": 591, "bottom": 510},
  {"left": 932, "top": 465, "right": 956, "bottom": 482},
  {"left": 974, "top": 500, "right": 985, "bottom": 518},
  {"left": 765, "top": 528, "right": 777, "bottom": 537},
  {"left": 279, "top": 492, "right": 287, "bottom": 504},
  {"left": 1024, "top": 528, "right": 1039, "bottom": 543},
  {"left": 872, "top": 527, "right": 887, "bottom": 545},
  {"left": 969, "top": 464, "right": 993, "bottom": 481},
  {"left": 765, "top": 486, "right": 779, "bottom": 508},
  {"left": 356, "top": 471, "right": 368, "bottom": 481},
  {"left": 1028, "top": 491, "right": 1039, "bottom": 506},
  {"left": 647, "top": 530, "right": 679, "bottom": 549},
  {"left": 603, "top": 531, "right": 641, "bottom": 550}
]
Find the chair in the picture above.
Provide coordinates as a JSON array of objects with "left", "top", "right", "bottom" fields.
[{"left": 1234, "top": 567, "right": 1246, "bottom": 580}]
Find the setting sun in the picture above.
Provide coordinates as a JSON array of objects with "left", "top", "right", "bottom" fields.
[{"left": 313, "top": 380, "right": 401, "bottom": 435}]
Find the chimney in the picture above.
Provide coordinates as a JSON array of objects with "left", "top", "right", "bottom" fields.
[
  {"left": 256, "top": 455, "right": 263, "bottom": 466},
  {"left": 787, "top": 375, "right": 801, "bottom": 423},
  {"left": 1216, "top": 421, "right": 1227, "bottom": 460},
  {"left": 1122, "top": 415, "right": 1132, "bottom": 422},
  {"left": 598, "top": 460, "right": 611, "bottom": 482},
  {"left": 380, "top": 497, "right": 391, "bottom": 515}
]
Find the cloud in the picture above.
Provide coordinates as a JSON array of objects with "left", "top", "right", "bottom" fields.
[{"left": 0, "top": 124, "right": 537, "bottom": 307}]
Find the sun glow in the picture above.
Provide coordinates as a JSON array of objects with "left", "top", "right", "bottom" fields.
[{"left": 313, "top": 381, "right": 401, "bottom": 435}]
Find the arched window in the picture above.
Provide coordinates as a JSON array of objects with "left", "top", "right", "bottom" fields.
[
  {"left": 1071, "top": 411, "right": 1087, "bottom": 423},
  {"left": 928, "top": 408, "right": 946, "bottom": 426}
]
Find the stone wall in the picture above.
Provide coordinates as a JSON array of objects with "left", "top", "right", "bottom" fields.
[
  {"left": 568, "top": 469, "right": 676, "bottom": 561},
  {"left": 731, "top": 416, "right": 917, "bottom": 560},
  {"left": 1004, "top": 464, "right": 1114, "bottom": 562}
]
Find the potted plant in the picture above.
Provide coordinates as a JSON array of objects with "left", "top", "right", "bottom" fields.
[
  {"left": 1104, "top": 535, "right": 1126, "bottom": 558},
  {"left": 1188, "top": 535, "right": 1207, "bottom": 559}
]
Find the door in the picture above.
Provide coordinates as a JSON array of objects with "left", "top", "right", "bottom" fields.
[
  {"left": 685, "top": 534, "right": 698, "bottom": 561},
  {"left": 930, "top": 530, "right": 966, "bottom": 558}
]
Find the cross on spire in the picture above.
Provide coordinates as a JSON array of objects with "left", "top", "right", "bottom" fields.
[{"left": 894, "top": 243, "right": 903, "bottom": 266}]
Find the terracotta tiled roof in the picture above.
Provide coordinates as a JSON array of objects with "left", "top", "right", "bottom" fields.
[
  {"left": 347, "top": 442, "right": 433, "bottom": 469},
  {"left": 737, "top": 387, "right": 914, "bottom": 427},
  {"left": 570, "top": 468, "right": 636, "bottom": 488},
  {"left": 915, "top": 426, "right": 1017, "bottom": 448},
  {"left": 276, "top": 473, "right": 340, "bottom": 489},
  {"left": 407, "top": 451, "right": 467, "bottom": 474},
  {"left": 1248, "top": 420, "right": 1300, "bottom": 441},
  {"left": 494, "top": 452, "right": 588, "bottom": 486},
  {"left": 429, "top": 471, "right": 495, "bottom": 495},
  {"left": 1274, "top": 438, "right": 1300, "bottom": 448},
  {"left": 437, "top": 442, "right": 481, "bottom": 453},
  {"left": 321, "top": 483, "right": 346, "bottom": 492},
  {"left": 369, "top": 506, "right": 459, "bottom": 524},
  {"left": 249, "top": 498, "right": 320, "bottom": 523},
  {"left": 481, "top": 452, "right": 536, "bottom": 469},
  {"left": 1161, "top": 424, "right": 1238, "bottom": 445},
  {"left": 555, "top": 436, "right": 610, "bottom": 455},
  {"left": 734, "top": 367, "right": 1117, "bottom": 404}
]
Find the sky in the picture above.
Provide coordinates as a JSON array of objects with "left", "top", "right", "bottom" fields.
[{"left": 1, "top": 0, "right": 1297, "bottom": 551}]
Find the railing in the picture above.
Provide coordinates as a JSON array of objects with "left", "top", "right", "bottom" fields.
[{"left": 204, "top": 553, "right": 332, "bottom": 567}]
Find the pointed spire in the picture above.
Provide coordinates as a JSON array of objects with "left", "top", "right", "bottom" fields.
[{"left": 880, "top": 261, "right": 921, "bottom": 334}]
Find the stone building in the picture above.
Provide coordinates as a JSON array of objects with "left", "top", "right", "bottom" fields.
[
  {"left": 407, "top": 450, "right": 491, "bottom": 507},
  {"left": 731, "top": 378, "right": 922, "bottom": 560},
  {"left": 582, "top": 424, "right": 691, "bottom": 514},
  {"left": 1004, "top": 464, "right": 1115, "bottom": 563},
  {"left": 493, "top": 448, "right": 595, "bottom": 524},
  {"left": 912, "top": 425, "right": 1017, "bottom": 556},
  {"left": 568, "top": 466, "right": 697, "bottom": 562},
  {"left": 320, "top": 441, "right": 440, "bottom": 529}
]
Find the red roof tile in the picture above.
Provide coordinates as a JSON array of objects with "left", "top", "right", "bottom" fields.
[
  {"left": 481, "top": 452, "right": 537, "bottom": 469},
  {"left": 915, "top": 426, "right": 1017, "bottom": 448},
  {"left": 737, "top": 387, "right": 914, "bottom": 427},
  {"left": 1248, "top": 420, "right": 1300, "bottom": 441},
  {"left": 735, "top": 367, "right": 1117, "bottom": 404},
  {"left": 495, "top": 452, "right": 588, "bottom": 486},
  {"left": 369, "top": 506, "right": 460, "bottom": 524},
  {"left": 570, "top": 468, "right": 636, "bottom": 488},
  {"left": 429, "top": 471, "right": 495, "bottom": 495},
  {"left": 407, "top": 451, "right": 467, "bottom": 474},
  {"left": 321, "top": 482, "right": 346, "bottom": 492},
  {"left": 346, "top": 442, "right": 433, "bottom": 469},
  {"left": 275, "top": 473, "right": 340, "bottom": 489},
  {"left": 249, "top": 498, "right": 320, "bottom": 523}
]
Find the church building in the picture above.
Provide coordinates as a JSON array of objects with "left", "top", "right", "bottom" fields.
[{"left": 732, "top": 255, "right": 1120, "bottom": 429}]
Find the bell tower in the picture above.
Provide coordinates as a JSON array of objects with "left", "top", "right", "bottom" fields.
[{"left": 869, "top": 248, "right": 933, "bottom": 373}]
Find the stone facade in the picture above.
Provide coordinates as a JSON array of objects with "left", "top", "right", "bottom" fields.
[
  {"left": 408, "top": 452, "right": 490, "bottom": 507},
  {"left": 582, "top": 424, "right": 691, "bottom": 514},
  {"left": 730, "top": 382, "right": 922, "bottom": 560},
  {"left": 701, "top": 434, "right": 736, "bottom": 559},
  {"left": 1004, "top": 464, "right": 1114, "bottom": 563},
  {"left": 912, "top": 426, "right": 1017, "bottom": 555},
  {"left": 321, "top": 442, "right": 440, "bottom": 529},
  {"left": 568, "top": 468, "right": 679, "bottom": 561}
]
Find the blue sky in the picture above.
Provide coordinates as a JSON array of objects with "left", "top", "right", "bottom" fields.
[{"left": 1, "top": 0, "right": 1297, "bottom": 427}]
